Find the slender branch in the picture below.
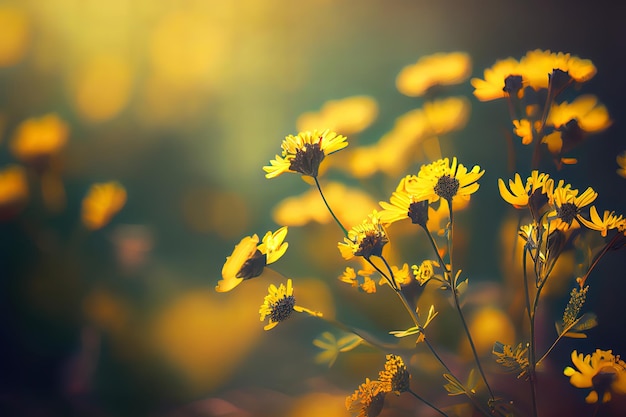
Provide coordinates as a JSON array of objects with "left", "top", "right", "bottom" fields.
[
  {"left": 314, "top": 176, "right": 348, "bottom": 237},
  {"left": 407, "top": 389, "right": 450, "bottom": 417},
  {"left": 578, "top": 232, "right": 621, "bottom": 288}
]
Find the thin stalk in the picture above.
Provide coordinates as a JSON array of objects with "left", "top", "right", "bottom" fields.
[
  {"left": 314, "top": 176, "right": 348, "bottom": 237},
  {"left": 407, "top": 389, "right": 450, "bottom": 417},
  {"left": 578, "top": 232, "right": 621, "bottom": 288},
  {"left": 446, "top": 201, "right": 495, "bottom": 401},
  {"left": 522, "top": 245, "right": 539, "bottom": 417}
]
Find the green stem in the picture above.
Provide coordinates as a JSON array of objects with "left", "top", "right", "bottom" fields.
[
  {"left": 446, "top": 200, "right": 495, "bottom": 402},
  {"left": 314, "top": 176, "right": 348, "bottom": 237},
  {"left": 407, "top": 389, "right": 450, "bottom": 417}
]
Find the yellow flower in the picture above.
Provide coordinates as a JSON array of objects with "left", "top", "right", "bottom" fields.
[
  {"left": 378, "top": 354, "right": 410, "bottom": 395},
  {"left": 564, "top": 349, "right": 626, "bottom": 403},
  {"left": 10, "top": 114, "right": 69, "bottom": 163},
  {"left": 498, "top": 171, "right": 549, "bottom": 208},
  {"left": 345, "top": 378, "right": 386, "bottom": 417},
  {"left": 512, "top": 119, "right": 537, "bottom": 145},
  {"left": 578, "top": 206, "right": 623, "bottom": 237},
  {"left": 396, "top": 52, "right": 472, "bottom": 97},
  {"left": 81, "top": 181, "right": 126, "bottom": 231},
  {"left": 617, "top": 151, "right": 626, "bottom": 178},
  {"left": 258, "top": 278, "right": 321, "bottom": 330},
  {"left": 471, "top": 57, "right": 521, "bottom": 101},
  {"left": 263, "top": 129, "right": 348, "bottom": 178},
  {"left": 0, "top": 164, "right": 28, "bottom": 217},
  {"left": 296, "top": 95, "right": 378, "bottom": 136},
  {"left": 519, "top": 49, "right": 596, "bottom": 89},
  {"left": 548, "top": 185, "right": 597, "bottom": 231},
  {"left": 411, "top": 260, "right": 439, "bottom": 285},
  {"left": 379, "top": 175, "right": 430, "bottom": 226},
  {"left": 338, "top": 211, "right": 388, "bottom": 260},
  {"left": 407, "top": 157, "right": 484, "bottom": 204},
  {"left": 217, "top": 226, "right": 288, "bottom": 292},
  {"left": 547, "top": 95, "right": 611, "bottom": 133}
]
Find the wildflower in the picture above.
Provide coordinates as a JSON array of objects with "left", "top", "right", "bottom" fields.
[
  {"left": 512, "top": 119, "right": 536, "bottom": 145},
  {"left": 579, "top": 206, "right": 623, "bottom": 237},
  {"left": 411, "top": 260, "right": 438, "bottom": 285},
  {"left": 547, "top": 95, "right": 611, "bottom": 133},
  {"left": 378, "top": 175, "right": 429, "bottom": 227},
  {"left": 296, "top": 96, "right": 378, "bottom": 136},
  {"left": 338, "top": 211, "right": 389, "bottom": 260},
  {"left": 519, "top": 49, "right": 596, "bottom": 90},
  {"left": 378, "top": 354, "right": 410, "bottom": 395},
  {"left": 471, "top": 57, "right": 521, "bottom": 101},
  {"left": 217, "top": 226, "right": 288, "bottom": 292},
  {"left": 339, "top": 266, "right": 377, "bottom": 293},
  {"left": 81, "top": 182, "right": 126, "bottom": 231},
  {"left": 396, "top": 52, "right": 471, "bottom": 97},
  {"left": 258, "top": 278, "right": 320, "bottom": 330},
  {"left": 345, "top": 378, "right": 386, "bottom": 417},
  {"left": 382, "top": 263, "right": 413, "bottom": 288},
  {"left": 10, "top": 113, "right": 69, "bottom": 164},
  {"left": 407, "top": 157, "right": 484, "bottom": 204},
  {"left": 548, "top": 185, "right": 597, "bottom": 231},
  {"left": 0, "top": 164, "right": 28, "bottom": 218},
  {"left": 263, "top": 129, "right": 348, "bottom": 178},
  {"left": 617, "top": 151, "right": 626, "bottom": 178},
  {"left": 564, "top": 349, "right": 626, "bottom": 403},
  {"left": 498, "top": 171, "right": 549, "bottom": 208}
]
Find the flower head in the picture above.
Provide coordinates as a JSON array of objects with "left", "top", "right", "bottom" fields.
[
  {"left": 263, "top": 129, "right": 348, "bottom": 178},
  {"left": 296, "top": 96, "right": 378, "bottom": 136},
  {"left": 471, "top": 57, "right": 521, "bottom": 101},
  {"left": 217, "top": 226, "right": 288, "bottom": 292},
  {"left": 345, "top": 378, "right": 386, "bottom": 417},
  {"left": 258, "top": 278, "right": 320, "bottom": 330},
  {"left": 379, "top": 175, "right": 429, "bottom": 227},
  {"left": 10, "top": 114, "right": 69, "bottom": 164},
  {"left": 396, "top": 52, "right": 472, "bottom": 97},
  {"left": 579, "top": 206, "right": 623, "bottom": 237},
  {"left": 548, "top": 185, "right": 597, "bottom": 231},
  {"left": 338, "top": 211, "right": 388, "bottom": 260},
  {"left": 564, "top": 349, "right": 626, "bottom": 403},
  {"left": 407, "top": 157, "right": 484, "bottom": 204},
  {"left": 378, "top": 354, "right": 410, "bottom": 395},
  {"left": 498, "top": 171, "right": 550, "bottom": 209},
  {"left": 81, "top": 181, "right": 126, "bottom": 231}
]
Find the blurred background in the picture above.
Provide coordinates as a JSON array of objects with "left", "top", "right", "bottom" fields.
[{"left": 1, "top": 0, "right": 626, "bottom": 416}]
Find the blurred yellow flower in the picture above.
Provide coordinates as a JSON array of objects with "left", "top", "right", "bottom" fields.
[
  {"left": 547, "top": 95, "right": 611, "bottom": 133},
  {"left": 617, "top": 151, "right": 626, "bottom": 178},
  {"left": 81, "top": 181, "right": 126, "bottom": 231},
  {"left": 471, "top": 57, "right": 521, "bottom": 101},
  {"left": 396, "top": 52, "right": 471, "bottom": 97},
  {"left": 0, "top": 5, "right": 30, "bottom": 67},
  {"left": 407, "top": 157, "right": 484, "bottom": 204},
  {"left": 564, "top": 349, "right": 626, "bottom": 403},
  {"left": 0, "top": 164, "right": 28, "bottom": 217},
  {"left": 272, "top": 181, "right": 378, "bottom": 228},
  {"left": 338, "top": 211, "right": 388, "bottom": 260},
  {"left": 217, "top": 226, "right": 288, "bottom": 293},
  {"left": 264, "top": 129, "right": 348, "bottom": 178},
  {"left": 422, "top": 96, "right": 471, "bottom": 135},
  {"left": 296, "top": 95, "right": 378, "bottom": 136},
  {"left": 345, "top": 378, "right": 386, "bottom": 417},
  {"left": 519, "top": 49, "right": 596, "bottom": 89},
  {"left": 512, "top": 119, "right": 536, "bottom": 145},
  {"left": 259, "top": 278, "right": 321, "bottom": 330},
  {"left": 10, "top": 114, "right": 69, "bottom": 163}
]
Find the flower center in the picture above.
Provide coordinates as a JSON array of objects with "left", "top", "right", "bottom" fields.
[
  {"left": 356, "top": 231, "right": 388, "bottom": 258},
  {"left": 433, "top": 175, "right": 460, "bottom": 201},
  {"left": 236, "top": 250, "right": 266, "bottom": 279},
  {"left": 407, "top": 200, "right": 429, "bottom": 227},
  {"left": 289, "top": 142, "right": 325, "bottom": 177},
  {"left": 269, "top": 295, "right": 296, "bottom": 323},
  {"left": 503, "top": 74, "right": 524, "bottom": 96},
  {"left": 556, "top": 202, "right": 578, "bottom": 225}
]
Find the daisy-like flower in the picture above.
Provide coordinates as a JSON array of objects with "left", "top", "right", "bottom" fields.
[
  {"left": 519, "top": 49, "right": 596, "bottom": 90},
  {"left": 579, "top": 206, "right": 624, "bottom": 237},
  {"left": 338, "top": 266, "right": 377, "bottom": 293},
  {"left": 345, "top": 378, "right": 386, "bottom": 417},
  {"left": 471, "top": 57, "right": 522, "bottom": 101},
  {"left": 338, "top": 211, "right": 389, "bottom": 260},
  {"left": 296, "top": 95, "right": 378, "bottom": 136},
  {"left": 396, "top": 52, "right": 472, "bottom": 97},
  {"left": 81, "top": 182, "right": 126, "bottom": 231},
  {"left": 564, "top": 349, "right": 626, "bottom": 403},
  {"left": 617, "top": 151, "right": 626, "bottom": 178},
  {"left": 258, "top": 278, "right": 321, "bottom": 330},
  {"left": 263, "top": 129, "right": 348, "bottom": 178},
  {"left": 547, "top": 95, "right": 611, "bottom": 133},
  {"left": 411, "top": 260, "right": 439, "bottom": 286},
  {"left": 378, "top": 354, "right": 411, "bottom": 395},
  {"left": 407, "top": 157, "right": 484, "bottom": 204},
  {"left": 548, "top": 185, "right": 597, "bottom": 231},
  {"left": 378, "top": 175, "right": 429, "bottom": 227},
  {"left": 216, "top": 226, "right": 288, "bottom": 292},
  {"left": 498, "top": 171, "right": 550, "bottom": 209}
]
